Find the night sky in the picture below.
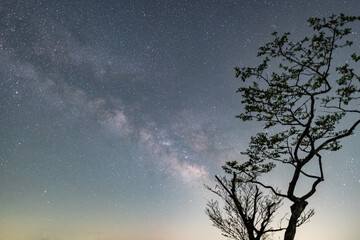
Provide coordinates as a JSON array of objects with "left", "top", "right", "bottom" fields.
[{"left": 0, "top": 1, "right": 359, "bottom": 240}]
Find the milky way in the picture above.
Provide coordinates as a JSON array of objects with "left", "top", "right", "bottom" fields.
[{"left": 1, "top": 1, "right": 359, "bottom": 240}]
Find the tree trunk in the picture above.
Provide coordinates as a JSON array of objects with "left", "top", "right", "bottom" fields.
[
  {"left": 284, "top": 200, "right": 308, "bottom": 240},
  {"left": 245, "top": 223, "right": 256, "bottom": 240}
]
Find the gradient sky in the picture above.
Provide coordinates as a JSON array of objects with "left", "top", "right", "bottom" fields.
[{"left": 0, "top": 1, "right": 359, "bottom": 240}]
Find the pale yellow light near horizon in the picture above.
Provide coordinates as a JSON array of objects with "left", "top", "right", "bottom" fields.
[
  {"left": 0, "top": 215, "right": 223, "bottom": 240},
  {"left": 1, "top": 216, "right": 358, "bottom": 240}
]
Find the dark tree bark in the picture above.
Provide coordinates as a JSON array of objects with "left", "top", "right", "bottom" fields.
[{"left": 284, "top": 201, "right": 308, "bottom": 240}]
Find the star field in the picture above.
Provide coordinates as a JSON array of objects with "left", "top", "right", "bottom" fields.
[{"left": 0, "top": 1, "right": 359, "bottom": 240}]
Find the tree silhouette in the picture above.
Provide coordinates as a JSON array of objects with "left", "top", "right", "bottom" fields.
[
  {"left": 223, "top": 14, "right": 360, "bottom": 240},
  {"left": 206, "top": 172, "right": 314, "bottom": 240},
  {"left": 206, "top": 172, "right": 284, "bottom": 240}
]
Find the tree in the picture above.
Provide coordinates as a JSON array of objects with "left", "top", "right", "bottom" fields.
[
  {"left": 206, "top": 172, "right": 286, "bottom": 240},
  {"left": 224, "top": 14, "right": 360, "bottom": 240}
]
